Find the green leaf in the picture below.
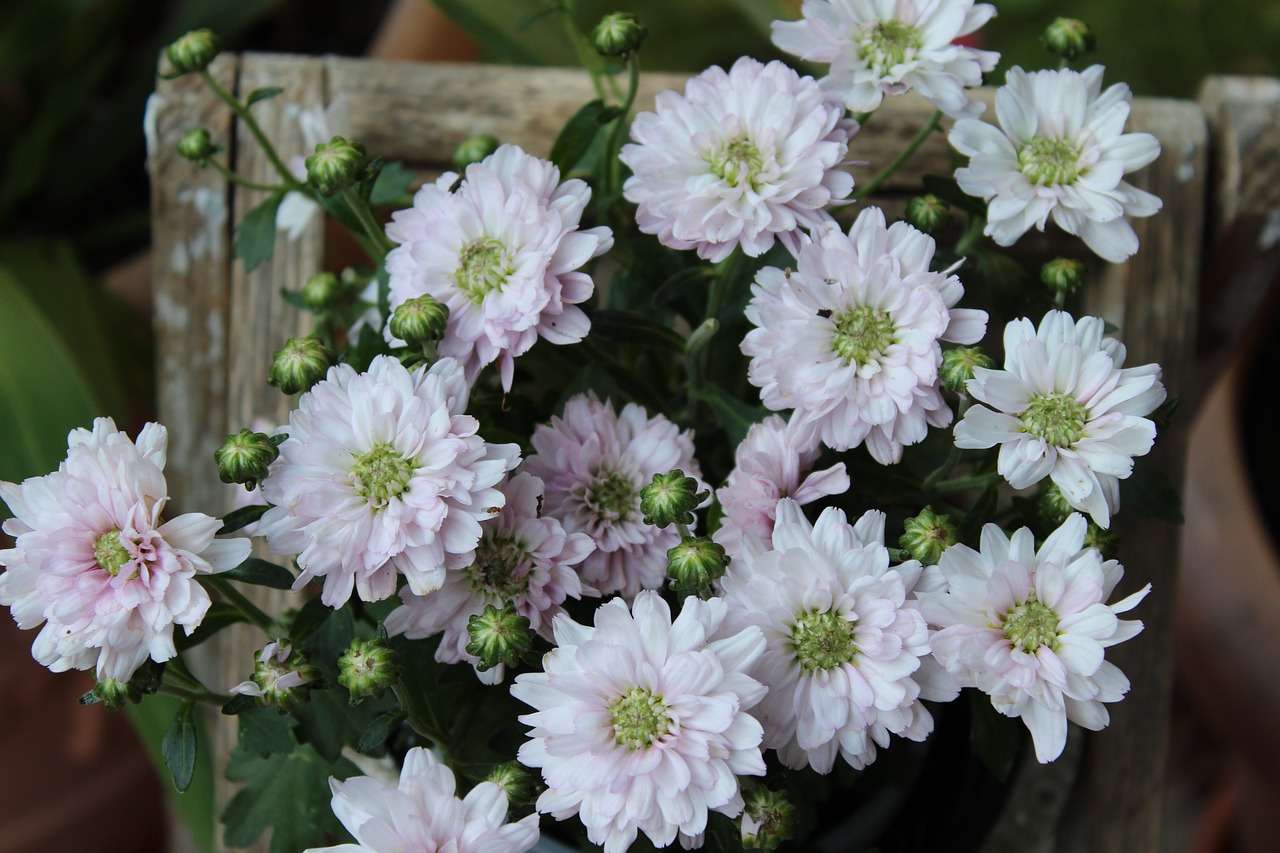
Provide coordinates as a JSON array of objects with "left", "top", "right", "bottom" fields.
[
  {"left": 357, "top": 710, "right": 406, "bottom": 755},
  {"left": 237, "top": 706, "right": 298, "bottom": 758},
  {"left": 177, "top": 601, "right": 247, "bottom": 651},
  {"left": 429, "top": 0, "right": 573, "bottom": 65},
  {"left": 222, "top": 744, "right": 356, "bottom": 853},
  {"left": 652, "top": 266, "right": 715, "bottom": 309},
  {"left": 370, "top": 160, "right": 417, "bottom": 206},
  {"left": 217, "top": 503, "right": 269, "bottom": 534},
  {"left": 589, "top": 309, "right": 686, "bottom": 352},
  {"left": 222, "top": 557, "right": 296, "bottom": 590},
  {"left": 1119, "top": 462, "right": 1184, "bottom": 525},
  {"left": 549, "top": 99, "right": 622, "bottom": 174},
  {"left": 126, "top": 694, "right": 215, "bottom": 853},
  {"left": 235, "top": 192, "right": 284, "bottom": 273},
  {"left": 245, "top": 86, "right": 284, "bottom": 107},
  {"left": 162, "top": 701, "right": 198, "bottom": 793},
  {"left": 968, "top": 688, "right": 1022, "bottom": 781},
  {"left": 697, "top": 386, "right": 768, "bottom": 447},
  {"left": 289, "top": 594, "right": 334, "bottom": 644},
  {"left": 221, "top": 694, "right": 260, "bottom": 716}
]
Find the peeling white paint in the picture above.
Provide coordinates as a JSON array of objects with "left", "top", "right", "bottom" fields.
[
  {"left": 171, "top": 186, "right": 228, "bottom": 271},
  {"left": 1258, "top": 208, "right": 1280, "bottom": 250},
  {"left": 143, "top": 92, "right": 167, "bottom": 166},
  {"left": 1175, "top": 140, "right": 1197, "bottom": 183}
]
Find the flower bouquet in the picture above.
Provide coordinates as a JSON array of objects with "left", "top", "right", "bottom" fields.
[{"left": 2, "top": 5, "right": 1178, "bottom": 852}]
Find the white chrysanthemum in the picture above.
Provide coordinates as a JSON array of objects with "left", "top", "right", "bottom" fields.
[
  {"left": 742, "top": 207, "right": 987, "bottom": 464},
  {"left": 718, "top": 499, "right": 937, "bottom": 773},
  {"left": 954, "top": 311, "right": 1165, "bottom": 527},
  {"left": 0, "top": 418, "right": 251, "bottom": 681},
  {"left": 713, "top": 415, "right": 849, "bottom": 559},
  {"left": 258, "top": 355, "right": 520, "bottom": 608},
  {"left": 385, "top": 144, "right": 612, "bottom": 390},
  {"left": 916, "top": 515, "right": 1148, "bottom": 763},
  {"left": 522, "top": 394, "right": 705, "bottom": 599},
  {"left": 386, "top": 472, "right": 594, "bottom": 683},
  {"left": 304, "top": 746, "right": 540, "bottom": 853},
  {"left": 620, "top": 56, "right": 856, "bottom": 263},
  {"left": 949, "top": 65, "right": 1162, "bottom": 263},
  {"left": 773, "top": 0, "right": 999, "bottom": 117},
  {"left": 512, "top": 592, "right": 767, "bottom": 853}
]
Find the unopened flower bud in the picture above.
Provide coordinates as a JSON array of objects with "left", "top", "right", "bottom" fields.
[
  {"left": 166, "top": 29, "right": 220, "bottom": 75},
  {"left": 215, "top": 429, "right": 279, "bottom": 490},
  {"left": 233, "top": 641, "right": 318, "bottom": 714},
  {"left": 640, "top": 470, "right": 707, "bottom": 529},
  {"left": 1036, "top": 481, "right": 1075, "bottom": 526},
  {"left": 1084, "top": 522, "right": 1119, "bottom": 559},
  {"left": 941, "top": 346, "right": 994, "bottom": 394},
  {"left": 1043, "top": 18, "right": 1096, "bottom": 61},
  {"left": 268, "top": 335, "right": 336, "bottom": 395},
  {"left": 466, "top": 603, "right": 533, "bottom": 674},
  {"left": 390, "top": 295, "right": 450, "bottom": 346},
  {"left": 740, "top": 782, "right": 795, "bottom": 850},
  {"left": 905, "top": 194, "right": 951, "bottom": 234},
  {"left": 299, "top": 272, "right": 345, "bottom": 313},
  {"left": 177, "top": 128, "right": 218, "bottom": 165},
  {"left": 1041, "top": 257, "right": 1087, "bottom": 299},
  {"left": 485, "top": 762, "right": 534, "bottom": 805},
  {"left": 452, "top": 134, "right": 501, "bottom": 171},
  {"left": 82, "top": 677, "right": 142, "bottom": 711},
  {"left": 899, "top": 506, "right": 956, "bottom": 565},
  {"left": 306, "top": 136, "right": 367, "bottom": 196},
  {"left": 338, "top": 636, "right": 400, "bottom": 702},
  {"left": 667, "top": 536, "right": 728, "bottom": 597},
  {"left": 592, "top": 13, "right": 647, "bottom": 57}
]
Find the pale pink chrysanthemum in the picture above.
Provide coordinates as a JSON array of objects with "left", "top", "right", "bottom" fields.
[
  {"left": 385, "top": 144, "right": 613, "bottom": 390},
  {"left": 916, "top": 514, "right": 1149, "bottom": 762},
  {"left": 953, "top": 310, "right": 1165, "bottom": 527},
  {"left": 742, "top": 207, "right": 987, "bottom": 464},
  {"left": 620, "top": 56, "right": 857, "bottom": 263},
  {"left": 511, "top": 591, "right": 767, "bottom": 853},
  {"left": 386, "top": 471, "right": 594, "bottom": 683},
  {"left": 0, "top": 418, "right": 251, "bottom": 681},
  {"left": 773, "top": 0, "right": 999, "bottom": 118},
  {"left": 713, "top": 415, "right": 850, "bottom": 559},
  {"left": 950, "top": 65, "right": 1162, "bottom": 263},
  {"left": 718, "top": 499, "right": 939, "bottom": 773},
  {"left": 258, "top": 355, "right": 520, "bottom": 608},
  {"left": 522, "top": 393, "right": 705, "bottom": 599},
  {"left": 303, "top": 746, "right": 540, "bottom": 853}
]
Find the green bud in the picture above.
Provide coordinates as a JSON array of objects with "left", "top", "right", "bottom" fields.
[
  {"left": 1036, "top": 481, "right": 1075, "bottom": 526},
  {"left": 940, "top": 346, "right": 995, "bottom": 394},
  {"left": 338, "top": 636, "right": 400, "bottom": 702},
  {"left": 245, "top": 642, "right": 319, "bottom": 714},
  {"left": 466, "top": 602, "right": 533, "bottom": 674},
  {"left": 166, "top": 29, "right": 220, "bottom": 75},
  {"left": 390, "top": 295, "right": 450, "bottom": 346},
  {"left": 299, "top": 272, "right": 345, "bottom": 313},
  {"left": 1084, "top": 521, "right": 1119, "bottom": 559},
  {"left": 899, "top": 506, "right": 956, "bottom": 566},
  {"left": 667, "top": 536, "right": 728, "bottom": 597},
  {"left": 214, "top": 429, "right": 279, "bottom": 490},
  {"left": 82, "top": 677, "right": 142, "bottom": 711},
  {"left": 640, "top": 470, "right": 707, "bottom": 529},
  {"left": 452, "top": 134, "right": 501, "bottom": 172},
  {"left": 740, "top": 782, "right": 796, "bottom": 850},
  {"left": 485, "top": 762, "right": 534, "bottom": 806},
  {"left": 592, "top": 12, "right": 648, "bottom": 57},
  {"left": 177, "top": 128, "right": 218, "bottom": 165},
  {"left": 305, "top": 136, "right": 368, "bottom": 196},
  {"left": 904, "top": 194, "right": 951, "bottom": 234},
  {"left": 1040, "top": 257, "right": 1087, "bottom": 300},
  {"left": 268, "top": 335, "right": 336, "bottom": 395},
  {"left": 1043, "top": 18, "right": 1096, "bottom": 61}
]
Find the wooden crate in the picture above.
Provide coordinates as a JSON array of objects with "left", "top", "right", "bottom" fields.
[{"left": 149, "top": 54, "right": 1211, "bottom": 852}]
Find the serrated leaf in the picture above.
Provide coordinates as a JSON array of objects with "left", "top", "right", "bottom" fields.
[
  {"left": 235, "top": 192, "right": 284, "bottom": 272},
  {"left": 589, "top": 309, "right": 686, "bottom": 352},
  {"left": 162, "top": 701, "right": 198, "bottom": 793},
  {"left": 968, "top": 689, "right": 1022, "bottom": 781},
  {"left": 289, "top": 594, "right": 333, "bottom": 644},
  {"left": 357, "top": 710, "right": 406, "bottom": 755},
  {"left": 370, "top": 160, "right": 416, "bottom": 206},
  {"left": 246, "top": 86, "right": 284, "bottom": 107},
  {"left": 222, "top": 744, "right": 356, "bottom": 853},
  {"left": 549, "top": 99, "right": 621, "bottom": 174},
  {"left": 237, "top": 706, "right": 298, "bottom": 758},
  {"left": 222, "top": 556, "right": 295, "bottom": 590},
  {"left": 177, "top": 601, "right": 246, "bottom": 651},
  {"left": 218, "top": 503, "right": 269, "bottom": 534}
]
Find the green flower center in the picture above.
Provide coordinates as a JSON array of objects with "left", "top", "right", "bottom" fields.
[
  {"left": 610, "top": 687, "right": 671, "bottom": 750},
  {"left": 1020, "top": 392, "right": 1089, "bottom": 447},
  {"left": 455, "top": 237, "right": 512, "bottom": 303},
  {"left": 709, "top": 135, "right": 765, "bottom": 191},
  {"left": 468, "top": 538, "right": 527, "bottom": 601},
  {"left": 860, "top": 19, "right": 924, "bottom": 69},
  {"left": 583, "top": 468, "right": 636, "bottom": 523},
  {"left": 792, "top": 610, "right": 859, "bottom": 673},
  {"left": 351, "top": 443, "right": 415, "bottom": 506},
  {"left": 94, "top": 529, "right": 131, "bottom": 577},
  {"left": 1003, "top": 592, "right": 1061, "bottom": 653},
  {"left": 1018, "top": 136, "right": 1083, "bottom": 187},
  {"left": 832, "top": 306, "right": 896, "bottom": 365}
]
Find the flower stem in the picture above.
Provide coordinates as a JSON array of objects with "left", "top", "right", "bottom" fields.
[
  {"left": 340, "top": 186, "right": 395, "bottom": 258},
  {"left": 921, "top": 400, "right": 971, "bottom": 491},
  {"left": 199, "top": 69, "right": 300, "bottom": 188},
  {"left": 392, "top": 681, "right": 452, "bottom": 762},
  {"left": 559, "top": 1, "right": 609, "bottom": 102},
  {"left": 853, "top": 109, "right": 943, "bottom": 202},
  {"left": 955, "top": 213, "right": 987, "bottom": 256},
  {"left": 932, "top": 472, "right": 1001, "bottom": 495},
  {"left": 202, "top": 576, "right": 276, "bottom": 634},
  {"left": 159, "top": 681, "right": 229, "bottom": 706},
  {"left": 605, "top": 52, "right": 642, "bottom": 200},
  {"left": 208, "top": 158, "right": 289, "bottom": 193}
]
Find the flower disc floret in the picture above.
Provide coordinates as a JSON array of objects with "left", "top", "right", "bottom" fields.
[
  {"left": 610, "top": 687, "right": 672, "bottom": 750},
  {"left": 350, "top": 442, "right": 415, "bottom": 505},
  {"left": 1003, "top": 593, "right": 1061, "bottom": 653},
  {"left": 792, "top": 610, "right": 858, "bottom": 672},
  {"left": 1021, "top": 391, "right": 1090, "bottom": 447},
  {"left": 1018, "top": 135, "right": 1084, "bottom": 186}
]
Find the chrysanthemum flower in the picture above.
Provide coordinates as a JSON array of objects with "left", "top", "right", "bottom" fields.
[
  {"left": 916, "top": 514, "right": 1148, "bottom": 762},
  {"left": 953, "top": 311, "right": 1165, "bottom": 527},
  {"left": 304, "top": 746, "right": 540, "bottom": 853},
  {"left": 949, "top": 65, "right": 1162, "bottom": 263},
  {"left": 385, "top": 144, "right": 612, "bottom": 390},
  {"left": 258, "top": 355, "right": 520, "bottom": 608},
  {"left": 718, "top": 499, "right": 937, "bottom": 773},
  {"left": 620, "top": 56, "right": 856, "bottom": 263},
  {"left": 773, "top": 0, "right": 999, "bottom": 117},
  {"left": 742, "top": 207, "right": 987, "bottom": 464},
  {"left": 511, "top": 592, "right": 767, "bottom": 853},
  {"left": 386, "top": 472, "right": 594, "bottom": 683},
  {"left": 522, "top": 394, "right": 704, "bottom": 599},
  {"left": 0, "top": 418, "right": 251, "bottom": 681},
  {"left": 713, "top": 416, "right": 850, "bottom": 559}
]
